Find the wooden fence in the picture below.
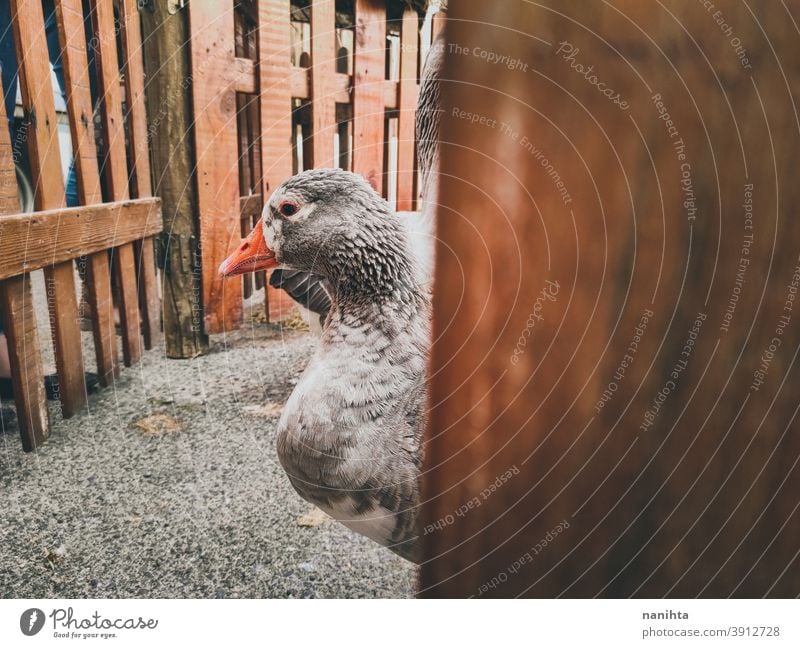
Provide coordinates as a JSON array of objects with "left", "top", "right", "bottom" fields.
[
  {"left": 0, "top": 0, "right": 162, "bottom": 451},
  {"left": 188, "top": 0, "right": 427, "bottom": 333}
]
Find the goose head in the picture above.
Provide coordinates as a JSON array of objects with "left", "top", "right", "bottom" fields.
[{"left": 219, "top": 168, "right": 416, "bottom": 301}]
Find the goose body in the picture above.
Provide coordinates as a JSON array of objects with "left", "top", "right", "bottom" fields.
[
  {"left": 220, "top": 170, "right": 430, "bottom": 561},
  {"left": 217, "top": 34, "right": 443, "bottom": 562}
]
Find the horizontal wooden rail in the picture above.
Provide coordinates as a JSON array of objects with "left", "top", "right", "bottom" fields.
[
  {"left": 233, "top": 57, "right": 258, "bottom": 94},
  {"left": 240, "top": 194, "right": 262, "bottom": 219},
  {"left": 233, "top": 60, "right": 400, "bottom": 110},
  {"left": 0, "top": 198, "right": 162, "bottom": 280}
]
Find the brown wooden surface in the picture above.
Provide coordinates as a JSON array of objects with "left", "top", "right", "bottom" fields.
[
  {"left": 118, "top": 0, "right": 160, "bottom": 350},
  {"left": 0, "top": 275, "right": 49, "bottom": 450},
  {"left": 0, "top": 199, "right": 161, "bottom": 280},
  {"left": 259, "top": 0, "right": 295, "bottom": 323},
  {"left": 54, "top": 0, "right": 119, "bottom": 384},
  {"left": 84, "top": 252, "right": 117, "bottom": 386},
  {"left": 310, "top": 0, "right": 336, "bottom": 168},
  {"left": 189, "top": 1, "right": 243, "bottom": 334},
  {"left": 54, "top": 0, "right": 103, "bottom": 205},
  {"left": 233, "top": 57, "right": 258, "bottom": 94},
  {"left": 141, "top": 2, "right": 208, "bottom": 359},
  {"left": 352, "top": 0, "right": 386, "bottom": 193},
  {"left": 113, "top": 242, "right": 140, "bottom": 367},
  {"left": 0, "top": 82, "right": 49, "bottom": 449},
  {"left": 12, "top": 0, "right": 86, "bottom": 417},
  {"left": 119, "top": 0, "right": 151, "bottom": 200},
  {"left": 396, "top": 7, "right": 418, "bottom": 211},
  {"left": 421, "top": 0, "right": 800, "bottom": 597},
  {"left": 89, "top": 0, "right": 142, "bottom": 366},
  {"left": 258, "top": 0, "right": 293, "bottom": 197}
]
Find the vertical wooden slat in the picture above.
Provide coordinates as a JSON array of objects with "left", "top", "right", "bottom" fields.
[
  {"left": 119, "top": 0, "right": 160, "bottom": 349},
  {"left": 259, "top": 0, "right": 293, "bottom": 198},
  {"left": 352, "top": 0, "right": 385, "bottom": 193},
  {"left": 0, "top": 75, "right": 49, "bottom": 449},
  {"left": 89, "top": 0, "right": 142, "bottom": 365},
  {"left": 189, "top": 1, "right": 242, "bottom": 334},
  {"left": 259, "top": 0, "right": 294, "bottom": 322},
  {"left": 54, "top": 0, "right": 119, "bottom": 386},
  {"left": 310, "top": 0, "right": 336, "bottom": 168},
  {"left": 421, "top": 0, "right": 800, "bottom": 598},
  {"left": 0, "top": 275, "right": 49, "bottom": 450},
  {"left": 396, "top": 8, "right": 418, "bottom": 211},
  {"left": 12, "top": 0, "right": 86, "bottom": 417}
]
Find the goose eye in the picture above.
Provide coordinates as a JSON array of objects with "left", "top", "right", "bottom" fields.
[{"left": 279, "top": 202, "right": 298, "bottom": 217}]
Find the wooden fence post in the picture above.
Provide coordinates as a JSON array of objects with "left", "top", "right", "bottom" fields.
[
  {"left": 141, "top": 1, "right": 209, "bottom": 358},
  {"left": 352, "top": 0, "right": 386, "bottom": 194},
  {"left": 421, "top": 0, "right": 800, "bottom": 597},
  {"left": 11, "top": 0, "right": 86, "bottom": 417},
  {"left": 189, "top": 1, "right": 243, "bottom": 335}
]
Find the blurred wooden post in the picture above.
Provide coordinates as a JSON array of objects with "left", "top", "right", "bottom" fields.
[
  {"left": 421, "top": 0, "right": 800, "bottom": 597},
  {"left": 142, "top": 1, "right": 209, "bottom": 357}
]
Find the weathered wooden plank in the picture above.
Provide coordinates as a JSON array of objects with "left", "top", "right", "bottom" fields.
[
  {"left": 11, "top": 0, "right": 66, "bottom": 209},
  {"left": 259, "top": 0, "right": 295, "bottom": 323},
  {"left": 119, "top": 0, "right": 160, "bottom": 349},
  {"left": 112, "top": 242, "right": 140, "bottom": 366},
  {"left": 431, "top": 8, "right": 445, "bottom": 40},
  {"left": 0, "top": 81, "right": 49, "bottom": 449},
  {"left": 396, "top": 8, "right": 418, "bottom": 211},
  {"left": 259, "top": 0, "right": 294, "bottom": 197},
  {"left": 12, "top": 0, "right": 86, "bottom": 417},
  {"left": 234, "top": 57, "right": 258, "bottom": 94},
  {"left": 84, "top": 251, "right": 116, "bottom": 386},
  {"left": 0, "top": 275, "right": 49, "bottom": 450},
  {"left": 240, "top": 194, "right": 262, "bottom": 219},
  {"left": 119, "top": 0, "right": 152, "bottom": 198},
  {"left": 89, "top": 0, "right": 142, "bottom": 364},
  {"left": 141, "top": 2, "right": 208, "bottom": 358},
  {"left": 310, "top": 0, "right": 336, "bottom": 168},
  {"left": 0, "top": 198, "right": 162, "bottom": 280},
  {"left": 352, "top": 0, "right": 386, "bottom": 192},
  {"left": 54, "top": 0, "right": 119, "bottom": 382},
  {"left": 51, "top": 2, "right": 98, "bottom": 183},
  {"left": 189, "top": 1, "right": 243, "bottom": 334},
  {"left": 134, "top": 237, "right": 159, "bottom": 349},
  {"left": 0, "top": 74, "right": 18, "bottom": 215},
  {"left": 289, "top": 67, "right": 398, "bottom": 109}
]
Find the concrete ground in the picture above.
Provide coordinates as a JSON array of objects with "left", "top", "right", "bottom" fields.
[{"left": 0, "top": 280, "right": 415, "bottom": 598}]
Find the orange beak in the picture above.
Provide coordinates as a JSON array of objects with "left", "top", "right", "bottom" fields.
[{"left": 218, "top": 218, "right": 279, "bottom": 277}]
